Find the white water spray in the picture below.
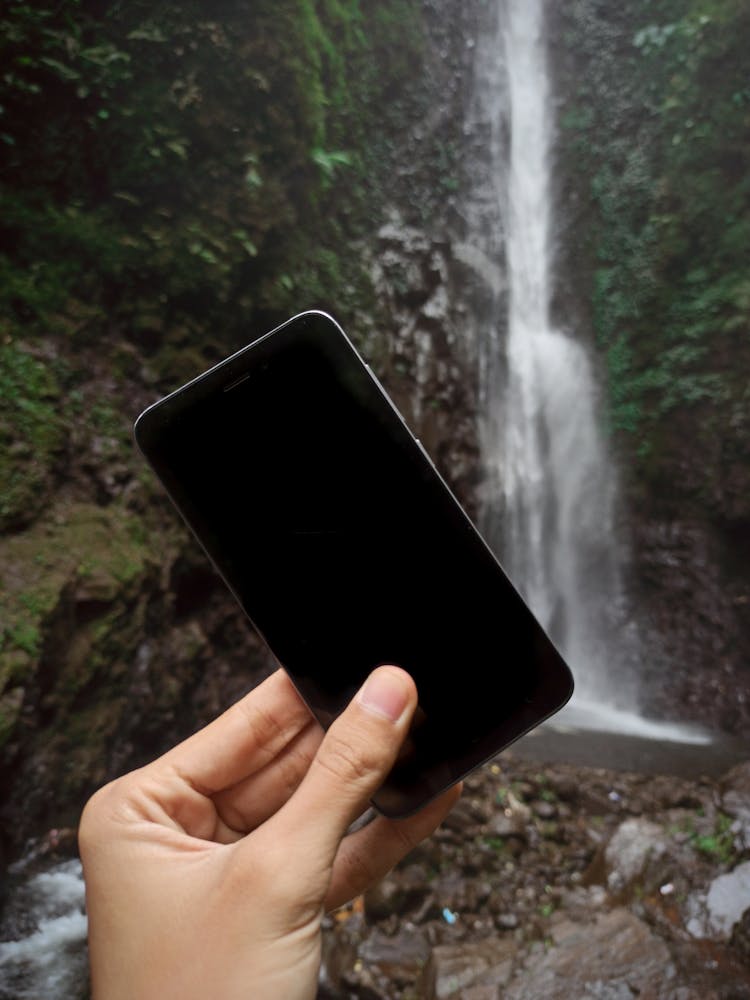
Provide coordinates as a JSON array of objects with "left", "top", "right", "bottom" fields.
[
  {"left": 475, "top": 0, "right": 712, "bottom": 745},
  {"left": 0, "top": 859, "right": 88, "bottom": 999},
  {"left": 480, "top": 0, "right": 637, "bottom": 713}
]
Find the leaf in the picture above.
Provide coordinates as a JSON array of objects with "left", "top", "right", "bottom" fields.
[
  {"left": 165, "top": 139, "right": 188, "bottom": 160},
  {"left": 311, "top": 148, "right": 352, "bottom": 176},
  {"left": 80, "top": 45, "right": 130, "bottom": 67},
  {"left": 39, "top": 56, "right": 80, "bottom": 82},
  {"left": 127, "top": 26, "right": 167, "bottom": 43}
]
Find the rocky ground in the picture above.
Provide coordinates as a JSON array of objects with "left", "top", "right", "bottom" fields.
[
  {"left": 2, "top": 748, "right": 749, "bottom": 998},
  {"left": 318, "top": 753, "right": 750, "bottom": 999}
]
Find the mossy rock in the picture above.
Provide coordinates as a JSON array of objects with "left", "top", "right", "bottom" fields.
[{"left": 0, "top": 501, "right": 157, "bottom": 748}]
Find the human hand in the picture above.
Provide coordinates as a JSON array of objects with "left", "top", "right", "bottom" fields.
[{"left": 79, "top": 666, "right": 459, "bottom": 1000}]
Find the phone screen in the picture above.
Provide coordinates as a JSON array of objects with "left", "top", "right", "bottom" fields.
[{"left": 135, "top": 311, "right": 573, "bottom": 816}]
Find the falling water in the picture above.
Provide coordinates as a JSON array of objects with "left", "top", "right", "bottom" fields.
[
  {"left": 479, "top": 0, "right": 638, "bottom": 715},
  {"left": 471, "top": 0, "right": 715, "bottom": 744}
]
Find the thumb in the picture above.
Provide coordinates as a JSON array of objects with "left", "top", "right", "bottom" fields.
[{"left": 268, "top": 666, "right": 417, "bottom": 867}]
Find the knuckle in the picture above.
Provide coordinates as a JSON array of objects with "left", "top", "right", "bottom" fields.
[
  {"left": 317, "top": 731, "right": 381, "bottom": 787},
  {"left": 238, "top": 698, "right": 287, "bottom": 756}
]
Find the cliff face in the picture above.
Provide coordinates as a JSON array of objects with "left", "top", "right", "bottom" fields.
[
  {"left": 550, "top": 0, "right": 750, "bottom": 730},
  {"left": 0, "top": 0, "right": 484, "bottom": 852}
]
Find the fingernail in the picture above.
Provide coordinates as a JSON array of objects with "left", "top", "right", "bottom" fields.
[{"left": 358, "top": 668, "right": 411, "bottom": 722}]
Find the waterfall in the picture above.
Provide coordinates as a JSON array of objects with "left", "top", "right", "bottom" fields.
[{"left": 478, "top": 0, "right": 637, "bottom": 713}]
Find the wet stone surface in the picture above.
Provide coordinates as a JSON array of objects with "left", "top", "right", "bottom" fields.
[{"left": 318, "top": 753, "right": 750, "bottom": 999}]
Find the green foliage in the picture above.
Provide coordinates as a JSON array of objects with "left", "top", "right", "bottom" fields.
[
  {"left": 560, "top": 0, "right": 750, "bottom": 501},
  {"left": 0, "top": 0, "right": 424, "bottom": 361},
  {"left": 0, "top": 0, "right": 430, "bottom": 547},
  {"left": 690, "top": 812, "right": 737, "bottom": 865}
]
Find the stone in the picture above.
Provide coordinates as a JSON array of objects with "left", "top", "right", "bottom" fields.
[
  {"left": 686, "top": 860, "right": 750, "bottom": 941},
  {"left": 604, "top": 817, "right": 669, "bottom": 895},
  {"left": 486, "top": 792, "right": 531, "bottom": 841},
  {"left": 358, "top": 926, "right": 430, "bottom": 987},
  {"left": 421, "top": 937, "right": 517, "bottom": 999},
  {"left": 504, "top": 908, "right": 674, "bottom": 1000}
]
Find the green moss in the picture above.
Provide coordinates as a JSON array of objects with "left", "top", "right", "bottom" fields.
[
  {"left": 0, "top": 502, "right": 154, "bottom": 702},
  {"left": 690, "top": 812, "right": 738, "bottom": 866}
]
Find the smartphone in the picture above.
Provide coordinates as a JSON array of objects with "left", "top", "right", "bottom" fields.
[{"left": 134, "top": 310, "right": 573, "bottom": 817}]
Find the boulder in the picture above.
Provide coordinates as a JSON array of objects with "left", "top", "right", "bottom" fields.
[
  {"left": 420, "top": 937, "right": 517, "bottom": 999},
  {"left": 686, "top": 860, "right": 750, "bottom": 941},
  {"left": 504, "top": 908, "right": 675, "bottom": 999},
  {"left": 604, "top": 817, "right": 669, "bottom": 895},
  {"left": 358, "top": 926, "right": 431, "bottom": 987}
]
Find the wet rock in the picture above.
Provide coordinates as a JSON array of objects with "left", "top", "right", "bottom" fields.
[
  {"left": 686, "top": 860, "right": 750, "bottom": 941},
  {"left": 604, "top": 817, "right": 669, "bottom": 895},
  {"left": 504, "top": 908, "right": 673, "bottom": 999},
  {"left": 421, "top": 936, "right": 517, "bottom": 999}
]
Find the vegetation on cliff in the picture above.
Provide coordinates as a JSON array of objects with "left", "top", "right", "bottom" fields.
[
  {"left": 558, "top": 0, "right": 750, "bottom": 521},
  {"left": 0, "top": 0, "right": 431, "bottom": 842}
]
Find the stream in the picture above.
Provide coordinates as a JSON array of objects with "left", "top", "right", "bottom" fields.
[{"left": 0, "top": 856, "right": 87, "bottom": 999}]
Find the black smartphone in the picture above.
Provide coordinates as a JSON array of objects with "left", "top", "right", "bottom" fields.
[{"left": 134, "top": 310, "right": 573, "bottom": 817}]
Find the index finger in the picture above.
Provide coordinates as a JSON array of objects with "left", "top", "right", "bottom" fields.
[{"left": 153, "top": 668, "right": 315, "bottom": 795}]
